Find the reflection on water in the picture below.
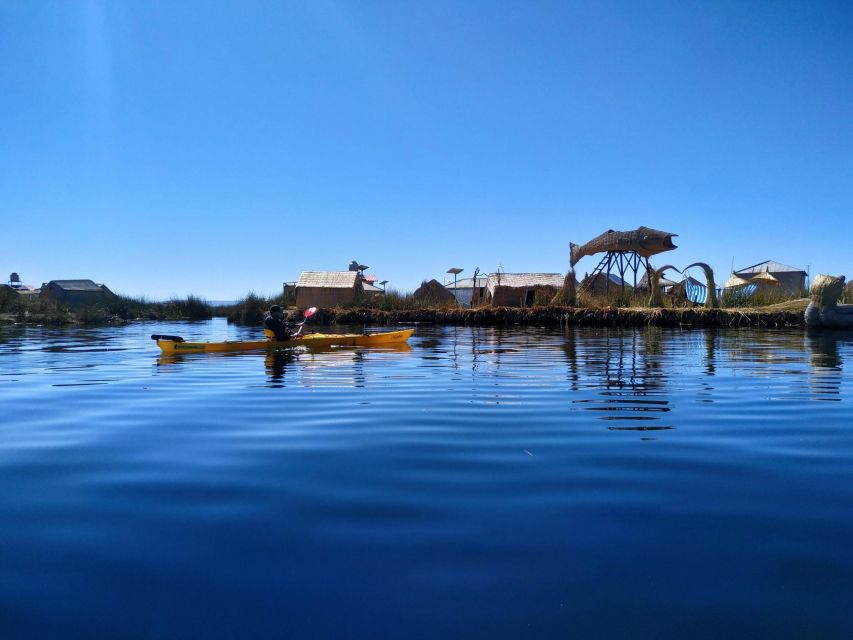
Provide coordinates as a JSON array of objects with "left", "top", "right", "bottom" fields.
[
  {"left": 566, "top": 328, "right": 673, "bottom": 433},
  {"left": 806, "top": 330, "right": 852, "bottom": 402},
  {"left": 807, "top": 330, "right": 846, "bottom": 369},
  {"left": 158, "top": 342, "right": 414, "bottom": 390},
  {"left": 265, "top": 350, "right": 295, "bottom": 386},
  {"left": 2, "top": 320, "right": 853, "bottom": 638}
]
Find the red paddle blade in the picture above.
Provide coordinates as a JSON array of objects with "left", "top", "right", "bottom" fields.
[{"left": 304, "top": 307, "right": 317, "bottom": 318}]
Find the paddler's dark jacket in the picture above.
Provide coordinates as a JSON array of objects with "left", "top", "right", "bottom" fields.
[{"left": 264, "top": 314, "right": 292, "bottom": 341}]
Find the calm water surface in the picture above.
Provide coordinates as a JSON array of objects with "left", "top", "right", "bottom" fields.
[{"left": 2, "top": 320, "right": 853, "bottom": 638}]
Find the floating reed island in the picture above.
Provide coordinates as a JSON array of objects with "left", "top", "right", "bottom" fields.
[
  {"left": 221, "top": 286, "right": 813, "bottom": 329},
  {"left": 255, "top": 226, "right": 835, "bottom": 330},
  {"left": 0, "top": 279, "right": 832, "bottom": 330},
  {"left": 292, "top": 304, "right": 807, "bottom": 329},
  {"left": 0, "top": 293, "right": 817, "bottom": 329}
]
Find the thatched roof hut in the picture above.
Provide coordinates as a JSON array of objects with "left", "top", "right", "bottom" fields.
[
  {"left": 295, "top": 271, "right": 361, "bottom": 308},
  {"left": 750, "top": 271, "right": 780, "bottom": 287},
  {"left": 484, "top": 273, "right": 564, "bottom": 307},
  {"left": 579, "top": 272, "right": 633, "bottom": 296},
  {"left": 635, "top": 268, "right": 677, "bottom": 291},
  {"left": 412, "top": 279, "right": 456, "bottom": 305},
  {"left": 723, "top": 273, "right": 750, "bottom": 289}
]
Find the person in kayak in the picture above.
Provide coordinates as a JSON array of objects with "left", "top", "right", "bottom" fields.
[{"left": 264, "top": 305, "right": 303, "bottom": 341}]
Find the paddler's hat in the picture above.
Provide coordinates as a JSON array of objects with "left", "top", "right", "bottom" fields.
[{"left": 270, "top": 305, "right": 283, "bottom": 315}]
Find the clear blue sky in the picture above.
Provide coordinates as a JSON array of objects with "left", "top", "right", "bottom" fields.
[{"left": 2, "top": 1, "right": 852, "bottom": 299}]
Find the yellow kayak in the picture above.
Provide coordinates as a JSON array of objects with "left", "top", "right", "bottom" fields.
[{"left": 152, "top": 329, "right": 415, "bottom": 354}]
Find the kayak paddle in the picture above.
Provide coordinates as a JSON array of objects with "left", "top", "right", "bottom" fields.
[{"left": 292, "top": 307, "right": 318, "bottom": 337}]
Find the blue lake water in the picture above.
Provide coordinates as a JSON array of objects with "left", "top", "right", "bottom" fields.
[{"left": 2, "top": 319, "right": 853, "bottom": 638}]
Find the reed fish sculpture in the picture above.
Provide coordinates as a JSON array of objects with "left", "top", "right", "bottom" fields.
[{"left": 570, "top": 226, "right": 678, "bottom": 267}]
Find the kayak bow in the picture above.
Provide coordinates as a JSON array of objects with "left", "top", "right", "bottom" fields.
[{"left": 152, "top": 329, "right": 414, "bottom": 354}]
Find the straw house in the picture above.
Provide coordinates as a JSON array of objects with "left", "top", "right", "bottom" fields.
[
  {"left": 413, "top": 279, "right": 456, "bottom": 304},
  {"left": 733, "top": 261, "right": 806, "bottom": 295},
  {"left": 579, "top": 272, "right": 633, "bottom": 296},
  {"left": 635, "top": 268, "right": 678, "bottom": 292},
  {"left": 484, "top": 273, "right": 564, "bottom": 307},
  {"left": 295, "top": 271, "right": 361, "bottom": 308},
  {"left": 40, "top": 280, "right": 114, "bottom": 307},
  {"left": 749, "top": 271, "right": 781, "bottom": 288},
  {"left": 723, "top": 273, "right": 751, "bottom": 290}
]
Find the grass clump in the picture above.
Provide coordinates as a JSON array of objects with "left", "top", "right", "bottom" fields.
[
  {"left": 576, "top": 289, "right": 648, "bottom": 309},
  {"left": 356, "top": 288, "right": 418, "bottom": 310},
  {"left": 349, "top": 287, "right": 458, "bottom": 311},
  {"left": 720, "top": 288, "right": 753, "bottom": 308},
  {"left": 162, "top": 295, "right": 212, "bottom": 320},
  {"left": 533, "top": 288, "right": 556, "bottom": 306},
  {"left": 0, "top": 290, "right": 72, "bottom": 323},
  {"left": 721, "top": 288, "right": 800, "bottom": 308},
  {"left": 102, "top": 294, "right": 164, "bottom": 320},
  {"left": 103, "top": 294, "right": 212, "bottom": 321},
  {"left": 754, "top": 298, "right": 810, "bottom": 312},
  {"left": 220, "top": 292, "right": 286, "bottom": 325}
]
